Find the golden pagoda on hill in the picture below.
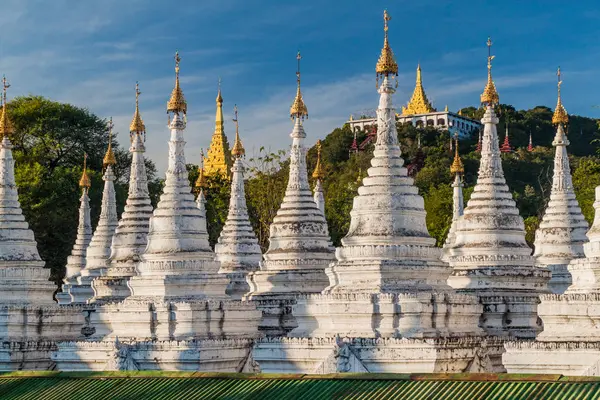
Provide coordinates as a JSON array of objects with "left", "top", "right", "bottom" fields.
[
  {"left": 204, "top": 82, "right": 232, "bottom": 178},
  {"left": 347, "top": 65, "right": 481, "bottom": 140}
]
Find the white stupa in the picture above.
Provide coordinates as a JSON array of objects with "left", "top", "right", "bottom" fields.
[
  {"left": 92, "top": 83, "right": 154, "bottom": 303},
  {"left": 447, "top": 38, "right": 550, "bottom": 339},
  {"left": 532, "top": 69, "right": 588, "bottom": 294},
  {"left": 245, "top": 52, "right": 336, "bottom": 336},
  {"left": 56, "top": 155, "right": 93, "bottom": 305},
  {"left": 215, "top": 107, "right": 262, "bottom": 300}
]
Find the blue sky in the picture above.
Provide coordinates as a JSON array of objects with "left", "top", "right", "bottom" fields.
[{"left": 1, "top": 0, "right": 599, "bottom": 174}]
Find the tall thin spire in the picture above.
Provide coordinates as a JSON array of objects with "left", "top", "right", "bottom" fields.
[
  {"left": 312, "top": 140, "right": 326, "bottom": 214},
  {"left": 290, "top": 51, "right": 308, "bottom": 120},
  {"left": 204, "top": 78, "right": 232, "bottom": 177},
  {"left": 166, "top": 51, "right": 187, "bottom": 115},
  {"left": 500, "top": 122, "right": 511, "bottom": 153},
  {"left": 533, "top": 72, "right": 588, "bottom": 294},
  {"left": 350, "top": 130, "right": 359, "bottom": 154},
  {"left": 79, "top": 153, "right": 91, "bottom": 189},
  {"left": 57, "top": 153, "right": 94, "bottom": 304},
  {"left": 194, "top": 149, "right": 206, "bottom": 195},
  {"left": 528, "top": 131, "right": 534, "bottom": 152},
  {"left": 443, "top": 137, "right": 464, "bottom": 259},
  {"left": 401, "top": 64, "right": 435, "bottom": 115},
  {"left": 216, "top": 108, "right": 262, "bottom": 299},
  {"left": 480, "top": 37, "right": 499, "bottom": 106},
  {"left": 375, "top": 10, "right": 398, "bottom": 86},
  {"left": 129, "top": 82, "right": 146, "bottom": 138},
  {"left": 103, "top": 118, "right": 117, "bottom": 168},
  {"left": 0, "top": 76, "right": 14, "bottom": 138},
  {"left": 552, "top": 67, "right": 568, "bottom": 126},
  {"left": 231, "top": 105, "right": 245, "bottom": 158}
]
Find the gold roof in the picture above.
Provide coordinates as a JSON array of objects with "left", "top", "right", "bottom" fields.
[
  {"left": 290, "top": 51, "right": 308, "bottom": 119},
  {"left": 130, "top": 82, "right": 146, "bottom": 133},
  {"left": 480, "top": 37, "right": 500, "bottom": 106},
  {"left": 167, "top": 52, "right": 187, "bottom": 114},
  {"left": 194, "top": 149, "right": 206, "bottom": 190},
  {"left": 375, "top": 10, "right": 398, "bottom": 78},
  {"left": 79, "top": 153, "right": 91, "bottom": 189},
  {"left": 0, "top": 76, "right": 14, "bottom": 138},
  {"left": 401, "top": 64, "right": 435, "bottom": 115},
  {"left": 450, "top": 138, "right": 464, "bottom": 175},
  {"left": 231, "top": 105, "right": 245, "bottom": 158},
  {"left": 312, "top": 140, "right": 325, "bottom": 180},
  {"left": 103, "top": 118, "right": 117, "bottom": 167},
  {"left": 552, "top": 67, "right": 569, "bottom": 125}
]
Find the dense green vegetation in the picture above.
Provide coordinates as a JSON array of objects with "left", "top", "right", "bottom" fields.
[{"left": 9, "top": 97, "right": 600, "bottom": 287}]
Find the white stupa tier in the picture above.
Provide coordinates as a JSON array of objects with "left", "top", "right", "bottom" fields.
[
  {"left": 533, "top": 123, "right": 588, "bottom": 294},
  {"left": 216, "top": 156, "right": 262, "bottom": 300},
  {"left": 71, "top": 164, "right": 118, "bottom": 304},
  {"left": 245, "top": 116, "right": 335, "bottom": 335},
  {"left": 447, "top": 104, "right": 550, "bottom": 339},
  {"left": 504, "top": 185, "right": 600, "bottom": 375},
  {"left": 0, "top": 134, "right": 84, "bottom": 370},
  {"left": 57, "top": 185, "right": 92, "bottom": 305},
  {"left": 92, "top": 128, "right": 153, "bottom": 303},
  {"left": 289, "top": 75, "right": 482, "bottom": 341}
]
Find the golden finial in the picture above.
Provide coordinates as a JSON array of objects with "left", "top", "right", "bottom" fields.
[
  {"left": 375, "top": 10, "right": 399, "bottom": 83},
  {"left": 216, "top": 77, "right": 223, "bottom": 103},
  {"left": 79, "top": 153, "right": 91, "bottom": 189},
  {"left": 312, "top": 140, "right": 325, "bottom": 180},
  {"left": 231, "top": 104, "right": 245, "bottom": 158},
  {"left": 167, "top": 51, "right": 187, "bottom": 114},
  {"left": 103, "top": 117, "right": 117, "bottom": 168},
  {"left": 129, "top": 82, "right": 146, "bottom": 134},
  {"left": 0, "top": 75, "right": 14, "bottom": 138},
  {"left": 290, "top": 51, "right": 308, "bottom": 120},
  {"left": 194, "top": 149, "right": 206, "bottom": 191},
  {"left": 450, "top": 138, "right": 464, "bottom": 175},
  {"left": 552, "top": 67, "right": 569, "bottom": 126},
  {"left": 480, "top": 37, "right": 500, "bottom": 106}
]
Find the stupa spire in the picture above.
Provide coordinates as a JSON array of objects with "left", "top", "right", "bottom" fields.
[
  {"left": 57, "top": 154, "right": 94, "bottom": 305},
  {"left": 166, "top": 51, "right": 187, "bottom": 115},
  {"left": 552, "top": 67, "right": 568, "bottom": 126},
  {"left": 246, "top": 53, "right": 335, "bottom": 336},
  {"left": 91, "top": 83, "right": 154, "bottom": 303},
  {"left": 312, "top": 140, "right": 325, "bottom": 214},
  {"left": 480, "top": 37, "right": 499, "bottom": 106},
  {"left": 527, "top": 131, "right": 534, "bottom": 152},
  {"left": 204, "top": 78, "right": 232, "bottom": 177},
  {"left": 349, "top": 130, "right": 359, "bottom": 154},
  {"left": 443, "top": 138, "right": 464, "bottom": 260},
  {"left": 447, "top": 39, "right": 549, "bottom": 339},
  {"left": 401, "top": 64, "right": 435, "bottom": 116},
  {"left": 375, "top": 10, "right": 398, "bottom": 86},
  {"left": 194, "top": 149, "right": 206, "bottom": 196},
  {"left": 216, "top": 106, "right": 262, "bottom": 299},
  {"left": 0, "top": 76, "right": 55, "bottom": 305},
  {"left": 290, "top": 51, "right": 308, "bottom": 120},
  {"left": 533, "top": 72, "right": 588, "bottom": 294},
  {"left": 500, "top": 123, "right": 512, "bottom": 153},
  {"left": 0, "top": 76, "right": 14, "bottom": 138},
  {"left": 74, "top": 121, "right": 119, "bottom": 304},
  {"left": 127, "top": 51, "right": 224, "bottom": 302}
]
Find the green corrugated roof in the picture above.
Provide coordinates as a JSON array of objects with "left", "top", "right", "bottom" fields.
[{"left": 1, "top": 372, "right": 599, "bottom": 400}]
